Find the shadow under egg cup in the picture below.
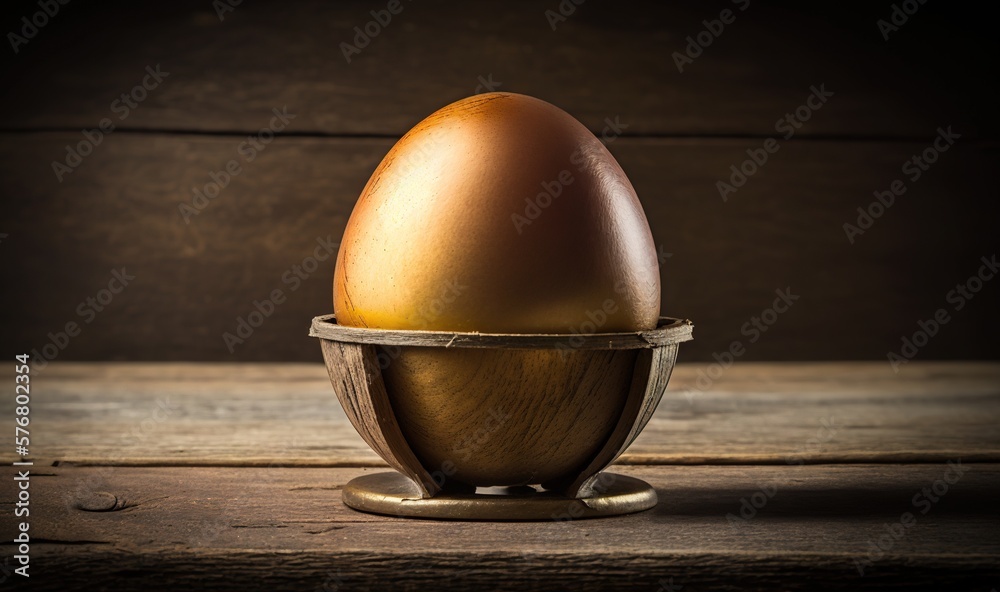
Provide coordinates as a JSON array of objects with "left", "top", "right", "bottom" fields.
[{"left": 309, "top": 314, "right": 693, "bottom": 520}]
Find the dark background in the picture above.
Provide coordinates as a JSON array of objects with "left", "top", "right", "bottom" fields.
[{"left": 1, "top": 0, "right": 997, "bottom": 363}]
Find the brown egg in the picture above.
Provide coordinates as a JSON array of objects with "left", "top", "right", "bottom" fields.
[
  {"left": 333, "top": 92, "right": 659, "bottom": 334},
  {"left": 331, "top": 92, "right": 661, "bottom": 488}
]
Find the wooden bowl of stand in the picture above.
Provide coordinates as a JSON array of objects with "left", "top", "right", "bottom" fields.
[{"left": 309, "top": 314, "right": 693, "bottom": 520}]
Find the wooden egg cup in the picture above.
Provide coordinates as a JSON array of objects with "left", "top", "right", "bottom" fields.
[{"left": 310, "top": 314, "right": 693, "bottom": 520}]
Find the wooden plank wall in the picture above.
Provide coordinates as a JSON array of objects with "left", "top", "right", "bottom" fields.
[{"left": 1, "top": 0, "right": 997, "bottom": 363}]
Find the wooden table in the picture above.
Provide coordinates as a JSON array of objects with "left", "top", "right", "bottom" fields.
[{"left": 4, "top": 362, "right": 999, "bottom": 590}]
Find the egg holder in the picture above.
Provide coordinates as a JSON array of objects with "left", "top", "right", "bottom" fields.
[{"left": 309, "top": 314, "right": 693, "bottom": 520}]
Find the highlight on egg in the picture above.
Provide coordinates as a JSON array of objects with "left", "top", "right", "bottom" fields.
[{"left": 333, "top": 92, "right": 660, "bottom": 335}]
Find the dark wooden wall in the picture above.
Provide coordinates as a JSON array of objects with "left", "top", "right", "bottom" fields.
[{"left": 1, "top": 0, "right": 997, "bottom": 363}]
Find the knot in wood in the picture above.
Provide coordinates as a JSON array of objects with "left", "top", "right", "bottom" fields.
[{"left": 76, "top": 491, "right": 119, "bottom": 512}]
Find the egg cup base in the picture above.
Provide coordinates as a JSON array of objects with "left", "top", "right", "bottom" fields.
[
  {"left": 310, "top": 314, "right": 692, "bottom": 518},
  {"left": 342, "top": 470, "right": 657, "bottom": 521}
]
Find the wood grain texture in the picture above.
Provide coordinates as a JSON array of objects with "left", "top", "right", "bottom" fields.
[
  {"left": 319, "top": 340, "right": 438, "bottom": 496},
  {"left": 2, "top": 362, "right": 997, "bottom": 467},
  {"left": 564, "top": 346, "right": 675, "bottom": 496},
  {"left": 315, "top": 315, "right": 689, "bottom": 490},
  {"left": 6, "top": 464, "right": 998, "bottom": 591},
  {"left": 622, "top": 345, "right": 679, "bottom": 453},
  {"left": 1, "top": 1, "right": 996, "bottom": 137},
  {"left": 379, "top": 346, "right": 638, "bottom": 488},
  {"left": 310, "top": 315, "right": 694, "bottom": 349},
  {"left": 0, "top": 134, "right": 996, "bottom": 363},
  {"left": 3, "top": 2, "right": 996, "bottom": 584}
]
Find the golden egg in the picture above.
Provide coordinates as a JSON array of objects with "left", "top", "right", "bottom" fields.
[
  {"left": 334, "top": 92, "right": 659, "bottom": 333},
  {"left": 332, "top": 92, "right": 662, "bottom": 488}
]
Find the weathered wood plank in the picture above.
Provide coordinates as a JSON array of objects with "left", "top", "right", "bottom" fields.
[
  {"left": 5, "top": 464, "right": 997, "bottom": 590},
  {"left": 1, "top": 0, "right": 996, "bottom": 137},
  {"left": 1, "top": 134, "right": 996, "bottom": 363},
  {"left": 2, "top": 362, "right": 997, "bottom": 467}
]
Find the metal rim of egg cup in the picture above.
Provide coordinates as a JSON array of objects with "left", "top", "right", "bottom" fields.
[{"left": 309, "top": 314, "right": 693, "bottom": 520}]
